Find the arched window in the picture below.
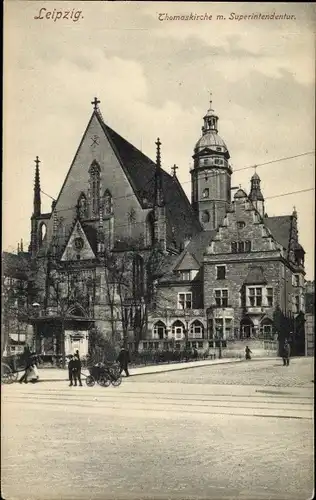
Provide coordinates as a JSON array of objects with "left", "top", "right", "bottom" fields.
[
  {"left": 145, "top": 211, "right": 155, "bottom": 247},
  {"left": 153, "top": 321, "right": 166, "bottom": 340},
  {"left": 103, "top": 189, "right": 113, "bottom": 215},
  {"left": 172, "top": 320, "right": 185, "bottom": 340},
  {"left": 38, "top": 222, "right": 47, "bottom": 246},
  {"left": 89, "top": 160, "right": 101, "bottom": 216},
  {"left": 77, "top": 193, "right": 87, "bottom": 219},
  {"left": 201, "top": 210, "right": 210, "bottom": 223},
  {"left": 189, "top": 320, "right": 204, "bottom": 339},
  {"left": 260, "top": 317, "right": 273, "bottom": 339},
  {"left": 240, "top": 317, "right": 254, "bottom": 339}
]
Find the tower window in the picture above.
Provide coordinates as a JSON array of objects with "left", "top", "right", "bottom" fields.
[
  {"left": 237, "top": 221, "right": 245, "bottom": 229},
  {"left": 214, "top": 158, "right": 224, "bottom": 166},
  {"left": 201, "top": 211, "right": 210, "bottom": 223},
  {"left": 202, "top": 188, "right": 209, "bottom": 199},
  {"left": 216, "top": 147, "right": 222, "bottom": 152}
]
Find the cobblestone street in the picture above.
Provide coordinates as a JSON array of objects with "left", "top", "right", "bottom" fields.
[
  {"left": 136, "top": 357, "right": 314, "bottom": 387},
  {"left": 1, "top": 358, "right": 314, "bottom": 500}
]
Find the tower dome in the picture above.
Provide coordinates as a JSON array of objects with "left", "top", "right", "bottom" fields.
[{"left": 194, "top": 100, "right": 230, "bottom": 157}]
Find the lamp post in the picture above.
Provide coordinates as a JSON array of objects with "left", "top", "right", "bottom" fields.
[
  {"left": 31, "top": 302, "right": 40, "bottom": 353},
  {"left": 216, "top": 326, "right": 223, "bottom": 359}
]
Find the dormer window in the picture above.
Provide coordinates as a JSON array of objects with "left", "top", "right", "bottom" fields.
[{"left": 179, "top": 271, "right": 191, "bottom": 281}]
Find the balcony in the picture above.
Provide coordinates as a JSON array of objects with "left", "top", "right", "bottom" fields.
[{"left": 150, "top": 308, "right": 206, "bottom": 319}]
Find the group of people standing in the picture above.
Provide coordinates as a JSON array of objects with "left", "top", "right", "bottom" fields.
[
  {"left": 68, "top": 350, "right": 82, "bottom": 386},
  {"left": 67, "top": 346, "right": 130, "bottom": 386}
]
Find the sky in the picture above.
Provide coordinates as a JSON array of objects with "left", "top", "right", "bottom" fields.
[{"left": 3, "top": 1, "right": 315, "bottom": 278}]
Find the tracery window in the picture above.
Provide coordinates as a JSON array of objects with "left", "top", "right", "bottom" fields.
[{"left": 89, "top": 161, "right": 101, "bottom": 216}]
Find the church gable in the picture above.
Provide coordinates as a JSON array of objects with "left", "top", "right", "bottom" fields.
[
  {"left": 61, "top": 221, "right": 96, "bottom": 261},
  {"left": 43, "top": 110, "right": 144, "bottom": 255}
]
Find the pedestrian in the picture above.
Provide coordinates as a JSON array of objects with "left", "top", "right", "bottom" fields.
[
  {"left": 117, "top": 346, "right": 130, "bottom": 377},
  {"left": 73, "top": 351, "right": 83, "bottom": 386},
  {"left": 282, "top": 340, "right": 291, "bottom": 366},
  {"left": 245, "top": 346, "right": 252, "bottom": 360},
  {"left": 19, "top": 353, "right": 34, "bottom": 384},
  {"left": 68, "top": 355, "right": 76, "bottom": 386}
]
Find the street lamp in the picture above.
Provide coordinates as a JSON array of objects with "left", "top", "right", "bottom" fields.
[{"left": 216, "top": 326, "right": 223, "bottom": 359}]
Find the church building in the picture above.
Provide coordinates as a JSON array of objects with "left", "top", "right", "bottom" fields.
[{"left": 27, "top": 98, "right": 306, "bottom": 358}]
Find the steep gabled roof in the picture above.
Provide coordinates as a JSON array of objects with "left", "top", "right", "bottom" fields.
[
  {"left": 175, "top": 252, "right": 200, "bottom": 271},
  {"left": 97, "top": 113, "right": 202, "bottom": 247},
  {"left": 185, "top": 230, "right": 217, "bottom": 265},
  {"left": 264, "top": 216, "right": 292, "bottom": 252}
]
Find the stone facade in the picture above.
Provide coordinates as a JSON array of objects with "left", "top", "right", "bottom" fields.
[{"left": 22, "top": 99, "right": 308, "bottom": 357}]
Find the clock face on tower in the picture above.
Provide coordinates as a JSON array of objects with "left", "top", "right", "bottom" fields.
[{"left": 74, "top": 237, "right": 84, "bottom": 251}]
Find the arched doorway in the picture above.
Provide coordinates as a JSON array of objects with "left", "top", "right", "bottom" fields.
[
  {"left": 153, "top": 321, "right": 167, "bottom": 340},
  {"left": 240, "top": 317, "right": 254, "bottom": 339}
]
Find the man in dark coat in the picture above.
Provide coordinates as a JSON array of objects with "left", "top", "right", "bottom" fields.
[
  {"left": 117, "top": 347, "right": 130, "bottom": 377},
  {"left": 282, "top": 340, "right": 291, "bottom": 366},
  {"left": 68, "top": 355, "right": 76, "bottom": 386},
  {"left": 19, "top": 352, "right": 34, "bottom": 384},
  {"left": 73, "top": 351, "right": 82, "bottom": 386}
]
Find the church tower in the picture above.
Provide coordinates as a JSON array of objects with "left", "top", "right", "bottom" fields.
[
  {"left": 248, "top": 171, "right": 265, "bottom": 218},
  {"left": 153, "top": 138, "right": 166, "bottom": 250},
  {"left": 191, "top": 99, "right": 232, "bottom": 230},
  {"left": 30, "top": 156, "right": 42, "bottom": 256}
]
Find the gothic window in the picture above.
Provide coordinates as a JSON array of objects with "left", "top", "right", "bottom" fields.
[
  {"left": 133, "top": 254, "right": 144, "bottom": 298},
  {"left": 153, "top": 321, "right": 166, "bottom": 340},
  {"left": 38, "top": 222, "right": 47, "bottom": 246},
  {"left": 78, "top": 193, "right": 87, "bottom": 219},
  {"left": 201, "top": 210, "right": 210, "bottom": 223},
  {"left": 189, "top": 320, "right": 204, "bottom": 339},
  {"left": 145, "top": 212, "right": 155, "bottom": 246},
  {"left": 172, "top": 320, "right": 185, "bottom": 339},
  {"left": 103, "top": 190, "right": 113, "bottom": 215},
  {"left": 88, "top": 160, "right": 101, "bottom": 216}
]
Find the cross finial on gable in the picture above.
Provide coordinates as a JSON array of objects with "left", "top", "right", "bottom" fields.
[
  {"left": 91, "top": 97, "right": 100, "bottom": 110},
  {"left": 171, "top": 164, "right": 178, "bottom": 177}
]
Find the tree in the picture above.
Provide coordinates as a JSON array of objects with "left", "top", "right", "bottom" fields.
[
  {"left": 1, "top": 252, "right": 31, "bottom": 358},
  {"left": 99, "top": 237, "right": 164, "bottom": 352}
]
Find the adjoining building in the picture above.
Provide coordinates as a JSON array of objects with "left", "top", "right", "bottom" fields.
[
  {"left": 305, "top": 280, "right": 315, "bottom": 356},
  {"left": 2, "top": 247, "right": 33, "bottom": 356},
  {"left": 20, "top": 98, "right": 307, "bottom": 358}
]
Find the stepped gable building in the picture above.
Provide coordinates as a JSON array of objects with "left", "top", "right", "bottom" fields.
[
  {"left": 26, "top": 97, "right": 306, "bottom": 357},
  {"left": 27, "top": 99, "right": 201, "bottom": 357},
  {"left": 148, "top": 101, "right": 306, "bottom": 356}
]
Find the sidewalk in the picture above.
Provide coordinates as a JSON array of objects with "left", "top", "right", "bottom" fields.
[{"left": 36, "top": 357, "right": 278, "bottom": 382}]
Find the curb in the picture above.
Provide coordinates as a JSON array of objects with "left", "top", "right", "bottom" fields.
[{"left": 34, "top": 357, "right": 281, "bottom": 382}]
